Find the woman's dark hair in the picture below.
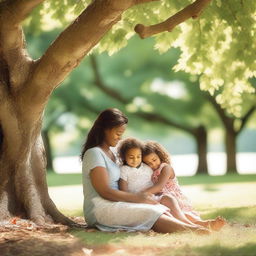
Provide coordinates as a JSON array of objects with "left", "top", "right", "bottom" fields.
[
  {"left": 117, "top": 137, "right": 143, "bottom": 165},
  {"left": 81, "top": 108, "right": 128, "bottom": 160},
  {"left": 142, "top": 141, "right": 171, "bottom": 164}
]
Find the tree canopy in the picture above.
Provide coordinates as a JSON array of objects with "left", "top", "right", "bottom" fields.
[{"left": 26, "top": 0, "right": 256, "bottom": 116}]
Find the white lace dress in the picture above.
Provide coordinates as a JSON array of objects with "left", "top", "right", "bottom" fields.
[
  {"left": 120, "top": 163, "right": 153, "bottom": 193},
  {"left": 82, "top": 147, "right": 167, "bottom": 232}
]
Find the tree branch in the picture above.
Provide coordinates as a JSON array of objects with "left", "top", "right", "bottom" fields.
[
  {"left": 90, "top": 55, "right": 130, "bottom": 104},
  {"left": 18, "top": 2, "right": 121, "bottom": 104},
  {"left": 136, "top": 111, "right": 196, "bottom": 134},
  {"left": 135, "top": 0, "right": 212, "bottom": 39},
  {"left": 134, "top": 0, "right": 160, "bottom": 5},
  {"left": 90, "top": 54, "right": 197, "bottom": 135},
  {"left": 205, "top": 93, "right": 235, "bottom": 130},
  {"left": 238, "top": 105, "right": 256, "bottom": 133},
  {"left": 5, "top": 0, "right": 45, "bottom": 23},
  {"left": 23, "top": 0, "right": 160, "bottom": 107},
  {"left": 0, "top": 0, "right": 43, "bottom": 91},
  {"left": 109, "top": 0, "right": 160, "bottom": 9}
]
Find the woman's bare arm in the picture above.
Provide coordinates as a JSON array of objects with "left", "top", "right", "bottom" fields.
[
  {"left": 90, "top": 166, "right": 157, "bottom": 204},
  {"left": 144, "top": 165, "right": 175, "bottom": 194},
  {"left": 119, "top": 178, "right": 128, "bottom": 192}
]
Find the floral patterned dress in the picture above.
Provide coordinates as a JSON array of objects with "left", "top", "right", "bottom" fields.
[{"left": 152, "top": 163, "right": 200, "bottom": 219}]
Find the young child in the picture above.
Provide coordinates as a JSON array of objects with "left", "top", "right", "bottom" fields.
[
  {"left": 142, "top": 141, "right": 226, "bottom": 231},
  {"left": 118, "top": 138, "right": 212, "bottom": 233},
  {"left": 118, "top": 138, "right": 154, "bottom": 193}
]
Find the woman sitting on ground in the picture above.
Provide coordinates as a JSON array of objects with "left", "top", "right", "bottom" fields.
[{"left": 81, "top": 108, "right": 209, "bottom": 234}]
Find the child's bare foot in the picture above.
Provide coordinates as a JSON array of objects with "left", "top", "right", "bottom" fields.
[
  {"left": 208, "top": 216, "right": 227, "bottom": 231},
  {"left": 195, "top": 227, "right": 211, "bottom": 235}
]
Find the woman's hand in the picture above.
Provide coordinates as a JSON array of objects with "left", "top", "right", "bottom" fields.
[
  {"left": 91, "top": 167, "right": 158, "bottom": 204},
  {"left": 136, "top": 192, "right": 159, "bottom": 205}
]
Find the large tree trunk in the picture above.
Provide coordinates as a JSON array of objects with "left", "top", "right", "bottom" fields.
[
  {"left": 225, "top": 130, "right": 238, "bottom": 174},
  {"left": 0, "top": 0, "right": 130, "bottom": 225},
  {"left": 194, "top": 125, "right": 208, "bottom": 175},
  {"left": 0, "top": 97, "right": 73, "bottom": 225}
]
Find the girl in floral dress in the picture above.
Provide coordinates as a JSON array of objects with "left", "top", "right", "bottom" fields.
[{"left": 142, "top": 141, "right": 226, "bottom": 231}]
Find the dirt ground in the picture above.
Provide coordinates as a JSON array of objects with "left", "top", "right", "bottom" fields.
[
  {"left": 0, "top": 218, "right": 161, "bottom": 256},
  {"left": 2, "top": 217, "right": 253, "bottom": 256},
  {"left": 0, "top": 218, "right": 87, "bottom": 256}
]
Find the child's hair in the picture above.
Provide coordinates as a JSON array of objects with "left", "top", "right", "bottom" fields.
[
  {"left": 117, "top": 137, "right": 143, "bottom": 165},
  {"left": 142, "top": 141, "right": 171, "bottom": 165}
]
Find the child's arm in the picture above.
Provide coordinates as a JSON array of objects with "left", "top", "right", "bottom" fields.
[
  {"left": 119, "top": 178, "right": 128, "bottom": 192},
  {"left": 119, "top": 166, "right": 129, "bottom": 192},
  {"left": 144, "top": 165, "right": 175, "bottom": 194}
]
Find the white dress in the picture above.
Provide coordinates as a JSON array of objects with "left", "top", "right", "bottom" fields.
[
  {"left": 120, "top": 163, "right": 154, "bottom": 193},
  {"left": 82, "top": 147, "right": 167, "bottom": 232}
]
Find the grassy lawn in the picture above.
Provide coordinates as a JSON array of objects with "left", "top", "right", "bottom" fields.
[
  {"left": 47, "top": 172, "right": 256, "bottom": 187},
  {"left": 48, "top": 173, "right": 256, "bottom": 256}
]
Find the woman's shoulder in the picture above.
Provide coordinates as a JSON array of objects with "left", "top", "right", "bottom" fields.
[{"left": 83, "top": 147, "right": 103, "bottom": 158}]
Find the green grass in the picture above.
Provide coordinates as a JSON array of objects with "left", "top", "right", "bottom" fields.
[
  {"left": 47, "top": 172, "right": 82, "bottom": 187},
  {"left": 69, "top": 205, "right": 256, "bottom": 256},
  {"left": 47, "top": 172, "right": 256, "bottom": 255},
  {"left": 47, "top": 173, "right": 256, "bottom": 256},
  {"left": 70, "top": 230, "right": 136, "bottom": 245},
  {"left": 47, "top": 172, "right": 256, "bottom": 187},
  {"left": 203, "top": 206, "right": 256, "bottom": 224},
  {"left": 178, "top": 173, "right": 256, "bottom": 185},
  {"left": 70, "top": 222, "right": 256, "bottom": 256}
]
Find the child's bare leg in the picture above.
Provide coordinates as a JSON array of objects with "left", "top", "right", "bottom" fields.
[
  {"left": 160, "top": 195, "right": 199, "bottom": 227},
  {"left": 185, "top": 213, "right": 226, "bottom": 231},
  {"left": 152, "top": 214, "right": 210, "bottom": 235}
]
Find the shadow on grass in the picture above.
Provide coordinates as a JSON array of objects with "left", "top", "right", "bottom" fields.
[
  {"left": 201, "top": 206, "right": 256, "bottom": 224},
  {"left": 70, "top": 230, "right": 136, "bottom": 245},
  {"left": 162, "top": 243, "right": 256, "bottom": 256}
]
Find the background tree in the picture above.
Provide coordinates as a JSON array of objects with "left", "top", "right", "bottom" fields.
[
  {"left": 207, "top": 92, "right": 256, "bottom": 173},
  {"left": 27, "top": 29, "right": 214, "bottom": 175},
  {"left": 89, "top": 52, "right": 212, "bottom": 175},
  {"left": 29, "top": 29, "right": 255, "bottom": 176}
]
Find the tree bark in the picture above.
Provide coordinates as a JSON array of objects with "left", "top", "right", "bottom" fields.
[
  {"left": 194, "top": 125, "right": 208, "bottom": 174},
  {"left": 0, "top": 94, "right": 73, "bottom": 225},
  {"left": 42, "top": 130, "right": 54, "bottom": 172},
  {"left": 135, "top": 0, "right": 212, "bottom": 38},
  {"left": 225, "top": 130, "right": 237, "bottom": 174},
  {"left": 206, "top": 93, "right": 255, "bottom": 174}
]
